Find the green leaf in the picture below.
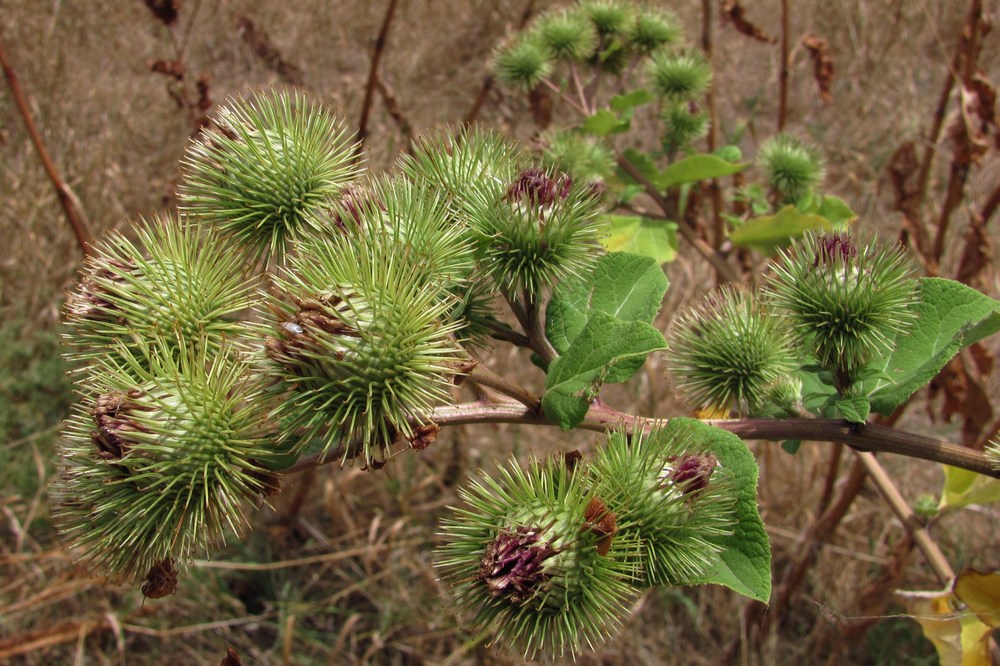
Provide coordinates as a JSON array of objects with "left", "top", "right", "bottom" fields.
[
  {"left": 601, "top": 214, "right": 678, "bottom": 264},
  {"left": 666, "top": 418, "right": 771, "bottom": 603},
  {"left": 836, "top": 396, "right": 870, "bottom": 423},
  {"left": 582, "top": 109, "right": 630, "bottom": 136},
  {"left": 546, "top": 252, "right": 669, "bottom": 354},
  {"left": 656, "top": 154, "right": 746, "bottom": 189},
  {"left": 869, "top": 278, "right": 1000, "bottom": 415},
  {"left": 729, "top": 205, "right": 833, "bottom": 254},
  {"left": 939, "top": 466, "right": 1000, "bottom": 510},
  {"left": 816, "top": 194, "right": 857, "bottom": 227},
  {"left": 610, "top": 89, "right": 653, "bottom": 113},
  {"left": 542, "top": 312, "right": 666, "bottom": 429},
  {"left": 781, "top": 440, "right": 802, "bottom": 454},
  {"left": 713, "top": 145, "right": 742, "bottom": 162}
]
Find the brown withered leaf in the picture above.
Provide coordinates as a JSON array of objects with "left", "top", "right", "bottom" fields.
[
  {"left": 529, "top": 85, "right": 553, "bottom": 130},
  {"left": 143, "top": 0, "right": 181, "bottom": 26},
  {"left": 407, "top": 423, "right": 440, "bottom": 451},
  {"left": 802, "top": 34, "right": 835, "bottom": 104},
  {"left": 564, "top": 449, "right": 583, "bottom": 473},
  {"left": 220, "top": 645, "right": 243, "bottom": 666},
  {"left": 721, "top": 1, "right": 777, "bottom": 44},
  {"left": 956, "top": 214, "right": 993, "bottom": 287},
  {"left": 149, "top": 59, "right": 185, "bottom": 81},
  {"left": 582, "top": 496, "right": 617, "bottom": 556},
  {"left": 140, "top": 558, "right": 178, "bottom": 600}
]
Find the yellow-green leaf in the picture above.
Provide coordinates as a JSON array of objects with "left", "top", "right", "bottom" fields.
[{"left": 939, "top": 465, "right": 1000, "bottom": 510}]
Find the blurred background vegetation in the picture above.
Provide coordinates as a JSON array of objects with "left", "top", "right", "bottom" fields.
[{"left": 1, "top": 1, "right": 997, "bottom": 663}]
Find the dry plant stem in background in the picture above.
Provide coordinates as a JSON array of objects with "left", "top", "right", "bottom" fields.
[
  {"left": 777, "top": 0, "right": 790, "bottom": 131},
  {"left": 356, "top": 0, "right": 402, "bottom": 152},
  {"left": 0, "top": 37, "right": 91, "bottom": 256},
  {"left": 700, "top": 0, "right": 726, "bottom": 269}
]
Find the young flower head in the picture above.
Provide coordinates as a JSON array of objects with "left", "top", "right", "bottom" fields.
[
  {"left": 399, "top": 126, "right": 521, "bottom": 222},
  {"left": 531, "top": 9, "right": 600, "bottom": 61},
  {"left": 661, "top": 102, "right": 709, "bottom": 153},
  {"left": 262, "top": 237, "right": 466, "bottom": 466},
  {"left": 580, "top": 0, "right": 634, "bottom": 39},
  {"left": 54, "top": 336, "right": 282, "bottom": 584},
  {"left": 767, "top": 233, "right": 917, "bottom": 392},
  {"left": 62, "top": 213, "right": 254, "bottom": 370},
  {"left": 179, "top": 89, "right": 362, "bottom": 260},
  {"left": 468, "top": 166, "right": 605, "bottom": 296},
  {"left": 757, "top": 133, "right": 825, "bottom": 204},
  {"left": 492, "top": 37, "right": 554, "bottom": 91},
  {"left": 647, "top": 50, "right": 713, "bottom": 102},
  {"left": 537, "top": 129, "right": 615, "bottom": 195},
  {"left": 437, "top": 456, "right": 638, "bottom": 660},
  {"left": 627, "top": 7, "right": 683, "bottom": 53},
  {"left": 589, "top": 426, "right": 736, "bottom": 586},
  {"left": 670, "top": 286, "right": 796, "bottom": 415}
]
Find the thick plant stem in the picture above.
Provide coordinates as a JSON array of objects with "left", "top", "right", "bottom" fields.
[
  {"left": 853, "top": 451, "right": 954, "bottom": 583},
  {"left": 701, "top": 0, "right": 726, "bottom": 282},
  {"left": 0, "top": 37, "right": 91, "bottom": 257}
]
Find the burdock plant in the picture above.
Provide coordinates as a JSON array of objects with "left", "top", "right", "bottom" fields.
[
  {"left": 54, "top": 337, "right": 280, "bottom": 583},
  {"left": 670, "top": 286, "right": 795, "bottom": 415},
  {"left": 437, "top": 456, "right": 639, "bottom": 660},
  {"left": 767, "top": 233, "right": 917, "bottom": 393},
  {"left": 757, "top": 133, "right": 826, "bottom": 204},
  {"left": 179, "top": 89, "right": 361, "bottom": 260}
]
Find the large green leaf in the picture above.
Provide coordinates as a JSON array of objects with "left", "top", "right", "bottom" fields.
[
  {"left": 666, "top": 418, "right": 771, "bottom": 603},
  {"left": 869, "top": 278, "right": 1000, "bottom": 415},
  {"left": 656, "top": 154, "right": 746, "bottom": 189},
  {"left": 729, "top": 205, "right": 833, "bottom": 254},
  {"left": 546, "top": 251, "right": 669, "bottom": 354},
  {"left": 581, "top": 109, "right": 630, "bottom": 136},
  {"left": 601, "top": 214, "right": 678, "bottom": 264},
  {"left": 939, "top": 466, "right": 1000, "bottom": 510},
  {"left": 542, "top": 312, "right": 667, "bottom": 430}
]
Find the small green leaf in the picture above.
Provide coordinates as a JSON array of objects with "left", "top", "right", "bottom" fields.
[
  {"left": 939, "top": 466, "right": 1000, "bottom": 510},
  {"left": 546, "top": 252, "right": 670, "bottom": 353},
  {"left": 816, "top": 194, "right": 857, "bottom": 227},
  {"left": 781, "top": 440, "right": 802, "bottom": 455},
  {"left": 869, "top": 278, "right": 1000, "bottom": 415},
  {"left": 714, "top": 145, "right": 742, "bottom": 162},
  {"left": 729, "top": 205, "right": 833, "bottom": 254},
  {"left": 656, "top": 154, "right": 746, "bottom": 189},
  {"left": 666, "top": 418, "right": 771, "bottom": 603},
  {"left": 542, "top": 312, "right": 666, "bottom": 429},
  {"left": 610, "top": 89, "right": 653, "bottom": 112},
  {"left": 601, "top": 214, "right": 679, "bottom": 264},
  {"left": 582, "top": 109, "right": 630, "bottom": 136},
  {"left": 836, "top": 396, "right": 870, "bottom": 423}
]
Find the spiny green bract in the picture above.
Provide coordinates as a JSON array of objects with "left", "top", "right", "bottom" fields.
[
  {"left": 661, "top": 102, "right": 709, "bottom": 153},
  {"left": 398, "top": 125, "right": 521, "bottom": 222},
  {"left": 590, "top": 427, "right": 736, "bottom": 586},
  {"left": 468, "top": 166, "right": 606, "bottom": 297},
  {"left": 178, "top": 89, "right": 362, "bottom": 260},
  {"left": 437, "top": 456, "right": 639, "bottom": 661},
  {"left": 262, "top": 240, "right": 466, "bottom": 466},
  {"left": 627, "top": 7, "right": 682, "bottom": 53},
  {"left": 647, "top": 50, "right": 713, "bottom": 101},
  {"left": 670, "top": 286, "right": 795, "bottom": 415},
  {"left": 62, "top": 213, "right": 254, "bottom": 370},
  {"left": 579, "top": 0, "right": 634, "bottom": 38},
  {"left": 767, "top": 233, "right": 917, "bottom": 392},
  {"left": 537, "top": 129, "right": 616, "bottom": 192},
  {"left": 492, "top": 36, "right": 554, "bottom": 91},
  {"left": 532, "top": 9, "right": 600, "bottom": 61},
  {"left": 54, "top": 337, "right": 281, "bottom": 583},
  {"left": 757, "top": 133, "right": 825, "bottom": 204}
]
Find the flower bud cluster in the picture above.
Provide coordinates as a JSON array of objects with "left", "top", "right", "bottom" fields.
[{"left": 437, "top": 426, "right": 735, "bottom": 659}]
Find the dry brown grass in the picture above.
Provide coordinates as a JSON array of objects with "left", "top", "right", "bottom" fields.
[{"left": 2, "top": 0, "right": 999, "bottom": 663}]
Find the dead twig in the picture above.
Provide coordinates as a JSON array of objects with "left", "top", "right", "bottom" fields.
[
  {"left": 0, "top": 37, "right": 91, "bottom": 256},
  {"left": 357, "top": 0, "right": 402, "bottom": 152}
]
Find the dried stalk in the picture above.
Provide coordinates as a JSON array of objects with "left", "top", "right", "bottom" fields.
[
  {"left": 0, "top": 37, "right": 91, "bottom": 256},
  {"left": 356, "top": 0, "right": 402, "bottom": 150}
]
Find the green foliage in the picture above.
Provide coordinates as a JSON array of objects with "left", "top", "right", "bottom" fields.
[
  {"left": 757, "top": 133, "right": 825, "bottom": 204},
  {"left": 646, "top": 51, "right": 713, "bottom": 101}
]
